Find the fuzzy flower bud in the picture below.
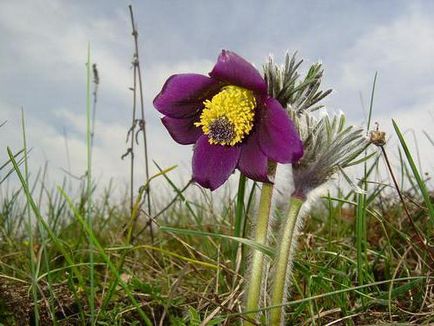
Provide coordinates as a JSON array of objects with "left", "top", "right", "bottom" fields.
[{"left": 291, "top": 112, "right": 372, "bottom": 199}]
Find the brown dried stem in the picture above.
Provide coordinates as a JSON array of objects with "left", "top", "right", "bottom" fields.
[
  {"left": 127, "top": 5, "right": 153, "bottom": 242},
  {"left": 380, "top": 145, "right": 434, "bottom": 265}
]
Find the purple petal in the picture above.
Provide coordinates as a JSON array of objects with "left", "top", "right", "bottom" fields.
[
  {"left": 257, "top": 98, "right": 304, "bottom": 163},
  {"left": 162, "top": 115, "right": 202, "bottom": 145},
  {"left": 238, "top": 130, "right": 270, "bottom": 183},
  {"left": 153, "top": 74, "right": 221, "bottom": 119},
  {"left": 192, "top": 135, "right": 241, "bottom": 190},
  {"left": 209, "top": 50, "right": 267, "bottom": 94}
]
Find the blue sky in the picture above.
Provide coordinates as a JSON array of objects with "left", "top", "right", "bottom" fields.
[{"left": 1, "top": 0, "right": 433, "bottom": 194}]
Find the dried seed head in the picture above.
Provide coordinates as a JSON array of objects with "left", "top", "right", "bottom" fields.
[
  {"left": 370, "top": 123, "right": 386, "bottom": 146},
  {"left": 370, "top": 130, "right": 386, "bottom": 146}
]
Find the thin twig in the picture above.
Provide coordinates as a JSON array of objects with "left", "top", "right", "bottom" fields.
[
  {"left": 132, "top": 180, "right": 192, "bottom": 241},
  {"left": 62, "top": 128, "right": 72, "bottom": 177},
  {"left": 380, "top": 145, "right": 434, "bottom": 265},
  {"left": 128, "top": 5, "right": 153, "bottom": 242},
  {"left": 129, "top": 53, "right": 137, "bottom": 215}
]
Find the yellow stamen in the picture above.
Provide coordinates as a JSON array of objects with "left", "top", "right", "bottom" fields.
[{"left": 195, "top": 85, "right": 256, "bottom": 146}]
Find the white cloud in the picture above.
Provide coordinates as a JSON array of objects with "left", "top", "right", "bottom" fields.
[
  {"left": 1, "top": 102, "right": 194, "bottom": 197},
  {"left": 336, "top": 7, "right": 434, "bottom": 110},
  {"left": 0, "top": 0, "right": 218, "bottom": 198},
  {"left": 1, "top": 0, "right": 433, "bottom": 200},
  {"left": 327, "top": 6, "right": 434, "bottom": 178}
]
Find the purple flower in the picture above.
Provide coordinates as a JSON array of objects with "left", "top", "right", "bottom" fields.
[{"left": 154, "top": 50, "right": 303, "bottom": 190}]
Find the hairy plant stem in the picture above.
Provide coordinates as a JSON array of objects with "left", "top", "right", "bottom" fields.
[
  {"left": 270, "top": 196, "right": 304, "bottom": 325},
  {"left": 245, "top": 162, "right": 276, "bottom": 325}
]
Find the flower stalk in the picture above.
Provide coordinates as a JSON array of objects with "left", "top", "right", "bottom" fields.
[
  {"left": 245, "top": 162, "right": 276, "bottom": 324},
  {"left": 270, "top": 196, "right": 304, "bottom": 325},
  {"left": 266, "top": 111, "right": 372, "bottom": 324}
]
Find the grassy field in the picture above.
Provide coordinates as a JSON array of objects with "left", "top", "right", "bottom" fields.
[{"left": 0, "top": 122, "right": 433, "bottom": 325}]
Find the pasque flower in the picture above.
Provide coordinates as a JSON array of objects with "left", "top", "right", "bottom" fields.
[{"left": 154, "top": 50, "right": 303, "bottom": 190}]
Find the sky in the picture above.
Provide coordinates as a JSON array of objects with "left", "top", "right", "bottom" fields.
[{"left": 1, "top": 0, "right": 433, "bottom": 197}]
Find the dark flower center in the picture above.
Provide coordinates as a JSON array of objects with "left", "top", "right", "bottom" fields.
[{"left": 208, "top": 117, "right": 236, "bottom": 144}]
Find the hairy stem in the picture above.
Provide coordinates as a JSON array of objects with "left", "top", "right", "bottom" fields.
[
  {"left": 270, "top": 196, "right": 304, "bottom": 325},
  {"left": 245, "top": 163, "right": 276, "bottom": 325}
]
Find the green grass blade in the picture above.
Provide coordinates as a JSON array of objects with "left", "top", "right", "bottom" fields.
[
  {"left": 366, "top": 72, "right": 377, "bottom": 132},
  {"left": 0, "top": 151, "right": 26, "bottom": 185},
  {"left": 233, "top": 174, "right": 247, "bottom": 238},
  {"left": 86, "top": 43, "right": 95, "bottom": 322},
  {"left": 221, "top": 276, "right": 432, "bottom": 319},
  {"left": 423, "top": 130, "right": 434, "bottom": 146},
  {"left": 233, "top": 173, "right": 247, "bottom": 262},
  {"left": 20, "top": 109, "right": 40, "bottom": 325},
  {"left": 392, "top": 119, "right": 434, "bottom": 224},
  {"left": 58, "top": 187, "right": 153, "bottom": 326},
  {"left": 160, "top": 226, "right": 275, "bottom": 258},
  {"left": 100, "top": 165, "right": 176, "bottom": 312},
  {"left": 356, "top": 72, "right": 378, "bottom": 301},
  {"left": 154, "top": 161, "right": 200, "bottom": 224},
  {"left": 6, "top": 147, "right": 85, "bottom": 288}
]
